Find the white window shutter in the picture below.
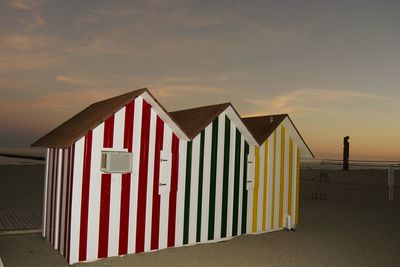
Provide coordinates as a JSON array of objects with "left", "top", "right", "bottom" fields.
[{"left": 159, "top": 150, "right": 172, "bottom": 194}]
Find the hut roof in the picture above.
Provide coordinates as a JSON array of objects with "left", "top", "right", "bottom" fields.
[
  {"left": 31, "top": 88, "right": 189, "bottom": 148},
  {"left": 169, "top": 103, "right": 230, "bottom": 139},
  {"left": 243, "top": 114, "right": 314, "bottom": 158}
]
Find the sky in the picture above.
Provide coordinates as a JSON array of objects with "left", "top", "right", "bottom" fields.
[{"left": 0, "top": 0, "right": 399, "bottom": 160}]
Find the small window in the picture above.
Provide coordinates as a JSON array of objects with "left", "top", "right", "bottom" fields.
[{"left": 101, "top": 151, "right": 132, "bottom": 173}]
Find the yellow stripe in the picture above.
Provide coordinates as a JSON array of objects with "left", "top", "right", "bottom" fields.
[
  {"left": 270, "top": 130, "right": 276, "bottom": 228},
  {"left": 279, "top": 126, "right": 285, "bottom": 228},
  {"left": 288, "top": 138, "right": 293, "bottom": 217},
  {"left": 295, "top": 147, "right": 300, "bottom": 224},
  {"left": 262, "top": 141, "right": 268, "bottom": 231},
  {"left": 252, "top": 146, "right": 260, "bottom": 232}
]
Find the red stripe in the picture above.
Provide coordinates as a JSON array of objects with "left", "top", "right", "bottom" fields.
[
  {"left": 150, "top": 116, "right": 164, "bottom": 250},
  {"left": 79, "top": 131, "right": 93, "bottom": 261},
  {"left": 58, "top": 150, "right": 65, "bottom": 251},
  {"left": 98, "top": 115, "right": 115, "bottom": 258},
  {"left": 67, "top": 144, "right": 75, "bottom": 263},
  {"left": 168, "top": 134, "right": 180, "bottom": 247},
  {"left": 135, "top": 100, "right": 151, "bottom": 253},
  {"left": 119, "top": 100, "right": 135, "bottom": 255}
]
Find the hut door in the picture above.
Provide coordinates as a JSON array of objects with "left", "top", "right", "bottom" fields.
[
  {"left": 159, "top": 150, "right": 172, "bottom": 194},
  {"left": 247, "top": 154, "right": 255, "bottom": 190}
]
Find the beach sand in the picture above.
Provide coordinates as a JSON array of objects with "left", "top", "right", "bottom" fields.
[{"left": 0, "top": 164, "right": 399, "bottom": 266}]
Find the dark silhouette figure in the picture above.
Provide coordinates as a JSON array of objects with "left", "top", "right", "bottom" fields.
[{"left": 343, "top": 136, "right": 350, "bottom": 170}]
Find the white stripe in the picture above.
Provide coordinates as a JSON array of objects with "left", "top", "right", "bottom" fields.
[
  {"left": 266, "top": 135, "right": 274, "bottom": 230},
  {"left": 200, "top": 123, "right": 212, "bottom": 242},
  {"left": 86, "top": 122, "right": 104, "bottom": 260},
  {"left": 246, "top": 145, "right": 254, "bottom": 233},
  {"left": 174, "top": 140, "right": 187, "bottom": 246},
  {"left": 213, "top": 114, "right": 225, "bottom": 240},
  {"left": 59, "top": 149, "right": 69, "bottom": 254},
  {"left": 226, "top": 123, "right": 236, "bottom": 237},
  {"left": 42, "top": 148, "right": 51, "bottom": 237},
  {"left": 54, "top": 148, "right": 63, "bottom": 249},
  {"left": 274, "top": 127, "right": 281, "bottom": 228},
  {"left": 257, "top": 144, "right": 265, "bottom": 232},
  {"left": 69, "top": 137, "right": 85, "bottom": 264},
  {"left": 292, "top": 145, "right": 298, "bottom": 226},
  {"left": 144, "top": 109, "right": 157, "bottom": 252},
  {"left": 237, "top": 137, "right": 244, "bottom": 235},
  {"left": 159, "top": 125, "right": 172, "bottom": 249},
  {"left": 43, "top": 149, "right": 50, "bottom": 237},
  {"left": 128, "top": 96, "right": 143, "bottom": 253},
  {"left": 188, "top": 134, "right": 200, "bottom": 244},
  {"left": 108, "top": 108, "right": 125, "bottom": 257},
  {"left": 283, "top": 132, "right": 290, "bottom": 224}
]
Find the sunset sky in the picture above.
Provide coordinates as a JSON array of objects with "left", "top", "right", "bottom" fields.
[{"left": 0, "top": 0, "right": 399, "bottom": 160}]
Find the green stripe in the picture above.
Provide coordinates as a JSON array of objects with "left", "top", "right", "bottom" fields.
[
  {"left": 241, "top": 142, "right": 249, "bottom": 234},
  {"left": 232, "top": 129, "right": 241, "bottom": 236},
  {"left": 196, "top": 130, "right": 205, "bottom": 242},
  {"left": 183, "top": 141, "right": 193, "bottom": 245},
  {"left": 220, "top": 116, "right": 230, "bottom": 238},
  {"left": 207, "top": 118, "right": 219, "bottom": 240}
]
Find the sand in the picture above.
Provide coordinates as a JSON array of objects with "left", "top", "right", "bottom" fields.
[{"left": 0, "top": 165, "right": 399, "bottom": 266}]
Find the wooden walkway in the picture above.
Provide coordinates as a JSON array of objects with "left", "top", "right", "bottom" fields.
[{"left": 0, "top": 209, "right": 41, "bottom": 232}]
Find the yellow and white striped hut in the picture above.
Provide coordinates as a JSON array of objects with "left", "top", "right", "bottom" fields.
[{"left": 243, "top": 114, "right": 314, "bottom": 234}]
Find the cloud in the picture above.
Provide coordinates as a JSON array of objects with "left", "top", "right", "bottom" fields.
[
  {"left": 151, "top": 85, "right": 228, "bottom": 98},
  {"left": 244, "top": 89, "right": 393, "bottom": 116}
]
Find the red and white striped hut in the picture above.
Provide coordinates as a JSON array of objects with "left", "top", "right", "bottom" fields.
[{"left": 32, "top": 88, "right": 313, "bottom": 264}]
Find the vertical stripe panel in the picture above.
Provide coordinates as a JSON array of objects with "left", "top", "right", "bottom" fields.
[
  {"left": 271, "top": 130, "right": 276, "bottom": 229},
  {"left": 200, "top": 126, "right": 212, "bottom": 242},
  {"left": 182, "top": 141, "right": 192, "bottom": 245},
  {"left": 54, "top": 149, "right": 63, "bottom": 249},
  {"left": 119, "top": 100, "right": 135, "bottom": 255},
  {"left": 262, "top": 141, "right": 269, "bottom": 231},
  {"left": 127, "top": 96, "right": 143, "bottom": 253},
  {"left": 158, "top": 124, "right": 172, "bottom": 250},
  {"left": 207, "top": 118, "right": 219, "bottom": 240},
  {"left": 135, "top": 100, "right": 151, "bottom": 253},
  {"left": 85, "top": 123, "right": 104, "bottom": 260},
  {"left": 257, "top": 144, "right": 264, "bottom": 232},
  {"left": 147, "top": 111, "right": 160, "bottom": 251},
  {"left": 69, "top": 138, "right": 84, "bottom": 264},
  {"left": 283, "top": 131, "right": 290, "bottom": 227},
  {"left": 196, "top": 130, "right": 205, "bottom": 242},
  {"left": 43, "top": 149, "right": 50, "bottom": 237},
  {"left": 246, "top": 146, "right": 254, "bottom": 233},
  {"left": 167, "top": 134, "right": 180, "bottom": 247},
  {"left": 45, "top": 149, "right": 53, "bottom": 239},
  {"left": 252, "top": 146, "right": 260, "bottom": 232},
  {"left": 213, "top": 114, "right": 225, "bottom": 240},
  {"left": 174, "top": 140, "right": 187, "bottom": 247},
  {"left": 108, "top": 108, "right": 125, "bottom": 257},
  {"left": 237, "top": 137, "right": 245, "bottom": 236},
  {"left": 98, "top": 116, "right": 114, "bottom": 259},
  {"left": 226, "top": 122, "right": 236, "bottom": 237},
  {"left": 288, "top": 138, "right": 293, "bottom": 219},
  {"left": 231, "top": 129, "right": 241, "bottom": 237},
  {"left": 266, "top": 135, "right": 274, "bottom": 230},
  {"left": 220, "top": 116, "right": 230, "bottom": 238},
  {"left": 279, "top": 126, "right": 285, "bottom": 228},
  {"left": 240, "top": 142, "right": 249, "bottom": 234},
  {"left": 66, "top": 144, "right": 75, "bottom": 263},
  {"left": 188, "top": 135, "right": 200, "bottom": 244}
]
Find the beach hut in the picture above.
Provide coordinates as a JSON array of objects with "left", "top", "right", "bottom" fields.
[
  {"left": 32, "top": 88, "right": 313, "bottom": 264},
  {"left": 242, "top": 115, "right": 314, "bottom": 234}
]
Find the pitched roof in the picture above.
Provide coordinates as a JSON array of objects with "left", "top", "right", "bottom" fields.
[
  {"left": 32, "top": 88, "right": 149, "bottom": 148},
  {"left": 243, "top": 114, "right": 314, "bottom": 158},
  {"left": 170, "top": 103, "right": 230, "bottom": 139},
  {"left": 242, "top": 114, "right": 287, "bottom": 144}
]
